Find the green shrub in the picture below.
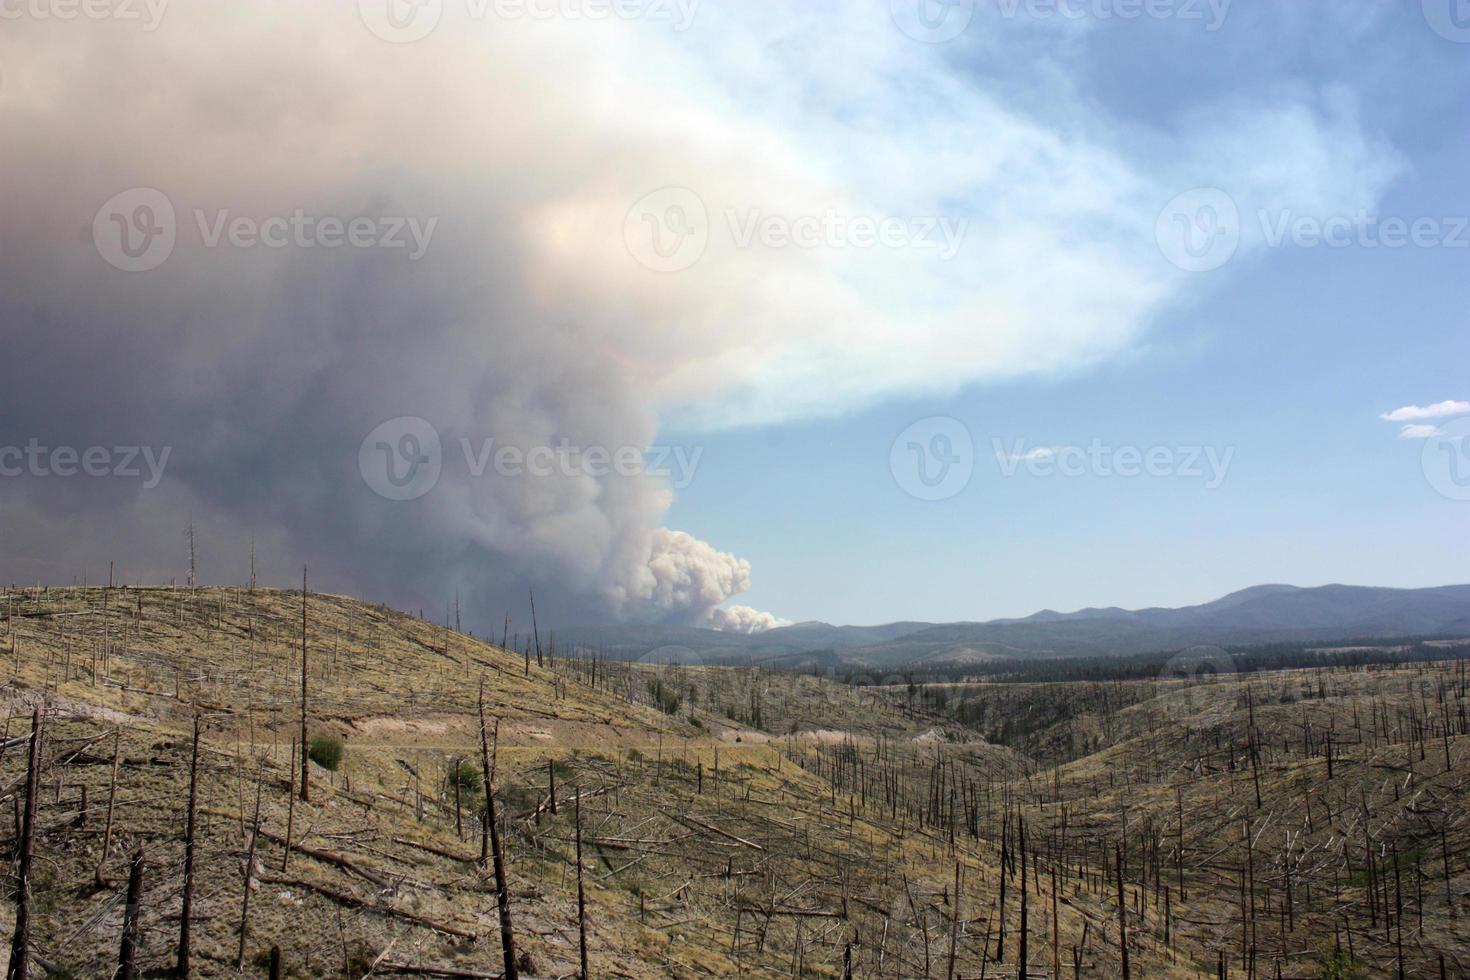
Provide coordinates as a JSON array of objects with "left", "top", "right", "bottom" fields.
[
  {"left": 1316, "top": 941, "right": 1360, "bottom": 979},
  {"left": 450, "top": 757, "right": 481, "bottom": 795},
  {"left": 308, "top": 733, "right": 345, "bottom": 772},
  {"left": 647, "top": 677, "right": 682, "bottom": 716}
]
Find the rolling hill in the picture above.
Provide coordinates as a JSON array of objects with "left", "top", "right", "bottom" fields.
[{"left": 559, "top": 583, "right": 1470, "bottom": 667}]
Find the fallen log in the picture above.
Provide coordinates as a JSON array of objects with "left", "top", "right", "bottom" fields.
[
  {"left": 672, "top": 814, "right": 765, "bottom": 852},
  {"left": 377, "top": 964, "right": 503, "bottom": 979},
  {"left": 254, "top": 827, "right": 393, "bottom": 889},
  {"left": 257, "top": 874, "right": 477, "bottom": 940},
  {"left": 392, "top": 835, "right": 479, "bottom": 865}
]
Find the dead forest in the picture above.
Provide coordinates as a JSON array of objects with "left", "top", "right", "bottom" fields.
[{"left": 0, "top": 583, "right": 1467, "bottom": 977}]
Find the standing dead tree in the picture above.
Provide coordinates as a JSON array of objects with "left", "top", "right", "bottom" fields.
[
  {"left": 6, "top": 708, "right": 43, "bottom": 980},
  {"left": 530, "top": 589, "right": 542, "bottom": 670},
  {"left": 94, "top": 729, "right": 122, "bottom": 889},
  {"left": 299, "top": 565, "right": 310, "bottom": 803},
  {"left": 283, "top": 740, "right": 297, "bottom": 872},
  {"left": 946, "top": 861, "right": 963, "bottom": 980},
  {"left": 178, "top": 715, "right": 202, "bottom": 976},
  {"left": 1116, "top": 841, "right": 1130, "bottom": 980},
  {"left": 186, "top": 518, "right": 197, "bottom": 590},
  {"left": 118, "top": 851, "right": 146, "bottom": 980},
  {"left": 576, "top": 789, "right": 589, "bottom": 980},
  {"left": 238, "top": 777, "right": 263, "bottom": 970},
  {"left": 479, "top": 680, "right": 519, "bottom": 980}
]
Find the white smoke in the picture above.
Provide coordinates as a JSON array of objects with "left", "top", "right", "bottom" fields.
[
  {"left": 706, "top": 605, "right": 788, "bottom": 635},
  {"left": 617, "top": 530, "right": 754, "bottom": 621}
]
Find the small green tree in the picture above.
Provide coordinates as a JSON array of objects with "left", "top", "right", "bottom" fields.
[
  {"left": 1316, "top": 940, "right": 1359, "bottom": 980},
  {"left": 450, "top": 757, "right": 482, "bottom": 795},
  {"left": 308, "top": 734, "right": 345, "bottom": 772}
]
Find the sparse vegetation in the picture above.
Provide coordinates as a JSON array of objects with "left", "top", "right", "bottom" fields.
[
  {"left": 0, "top": 583, "right": 1466, "bottom": 977},
  {"left": 307, "top": 733, "right": 344, "bottom": 771}
]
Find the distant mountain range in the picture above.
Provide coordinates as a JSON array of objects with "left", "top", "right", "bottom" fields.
[{"left": 559, "top": 584, "right": 1470, "bottom": 669}]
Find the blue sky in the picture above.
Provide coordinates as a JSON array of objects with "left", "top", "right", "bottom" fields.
[{"left": 660, "top": 0, "right": 1470, "bottom": 624}]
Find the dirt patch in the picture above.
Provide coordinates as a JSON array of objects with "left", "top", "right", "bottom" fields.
[{"left": 352, "top": 715, "right": 453, "bottom": 736}]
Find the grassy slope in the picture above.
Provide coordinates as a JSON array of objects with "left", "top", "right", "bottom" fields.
[{"left": 2, "top": 586, "right": 1464, "bottom": 976}]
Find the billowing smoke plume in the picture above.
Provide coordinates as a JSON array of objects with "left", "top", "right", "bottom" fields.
[
  {"left": 0, "top": 3, "right": 1397, "bottom": 628},
  {"left": 706, "top": 605, "right": 789, "bottom": 636}
]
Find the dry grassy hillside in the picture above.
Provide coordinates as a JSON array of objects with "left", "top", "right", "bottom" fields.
[{"left": 0, "top": 585, "right": 1466, "bottom": 977}]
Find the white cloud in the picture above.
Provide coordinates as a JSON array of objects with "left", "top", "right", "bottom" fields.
[
  {"left": 1381, "top": 401, "right": 1470, "bottom": 423},
  {"left": 998, "top": 446, "right": 1061, "bottom": 463},
  {"left": 1398, "top": 424, "right": 1443, "bottom": 439}
]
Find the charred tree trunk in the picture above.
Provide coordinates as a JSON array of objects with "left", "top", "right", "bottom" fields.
[
  {"left": 576, "top": 790, "right": 589, "bottom": 980},
  {"left": 118, "top": 852, "right": 146, "bottom": 980},
  {"left": 6, "top": 709, "right": 42, "bottom": 980},
  {"left": 177, "top": 715, "right": 202, "bottom": 977},
  {"left": 1116, "top": 842, "right": 1130, "bottom": 980},
  {"left": 94, "top": 729, "right": 121, "bottom": 889},
  {"left": 299, "top": 566, "right": 310, "bottom": 803},
  {"left": 238, "top": 778, "right": 263, "bottom": 970},
  {"left": 479, "top": 683, "right": 518, "bottom": 980}
]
